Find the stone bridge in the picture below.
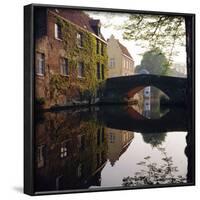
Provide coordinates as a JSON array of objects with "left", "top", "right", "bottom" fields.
[{"left": 102, "top": 74, "right": 187, "bottom": 105}]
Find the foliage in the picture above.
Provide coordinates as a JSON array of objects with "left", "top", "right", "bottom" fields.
[
  {"left": 43, "top": 110, "right": 105, "bottom": 147},
  {"left": 122, "top": 14, "right": 185, "bottom": 63},
  {"left": 122, "top": 147, "right": 186, "bottom": 187},
  {"left": 135, "top": 48, "right": 170, "bottom": 75},
  {"left": 49, "top": 17, "right": 108, "bottom": 104},
  {"left": 141, "top": 132, "right": 166, "bottom": 148}
]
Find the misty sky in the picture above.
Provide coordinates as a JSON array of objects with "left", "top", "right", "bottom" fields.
[{"left": 86, "top": 11, "right": 187, "bottom": 67}]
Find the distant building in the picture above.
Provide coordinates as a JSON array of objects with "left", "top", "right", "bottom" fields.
[
  {"left": 169, "top": 63, "right": 187, "bottom": 77},
  {"left": 107, "top": 35, "right": 135, "bottom": 78}
]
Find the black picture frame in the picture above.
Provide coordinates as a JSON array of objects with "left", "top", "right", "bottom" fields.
[{"left": 24, "top": 3, "right": 195, "bottom": 196}]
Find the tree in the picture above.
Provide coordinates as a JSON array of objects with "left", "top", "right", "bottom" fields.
[
  {"left": 141, "top": 132, "right": 166, "bottom": 148},
  {"left": 122, "top": 147, "right": 186, "bottom": 187},
  {"left": 135, "top": 48, "right": 169, "bottom": 75},
  {"left": 122, "top": 14, "right": 185, "bottom": 63}
]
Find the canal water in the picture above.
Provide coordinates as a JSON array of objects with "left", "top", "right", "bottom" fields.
[{"left": 34, "top": 96, "right": 193, "bottom": 192}]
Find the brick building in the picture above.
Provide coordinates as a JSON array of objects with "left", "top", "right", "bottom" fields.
[{"left": 34, "top": 8, "right": 108, "bottom": 109}]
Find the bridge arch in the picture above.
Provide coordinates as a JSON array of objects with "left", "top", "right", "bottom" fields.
[
  {"left": 102, "top": 74, "right": 187, "bottom": 105},
  {"left": 126, "top": 85, "right": 170, "bottom": 99}
]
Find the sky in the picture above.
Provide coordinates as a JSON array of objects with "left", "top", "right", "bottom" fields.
[{"left": 86, "top": 11, "right": 187, "bottom": 67}]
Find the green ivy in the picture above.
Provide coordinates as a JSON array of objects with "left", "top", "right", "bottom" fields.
[{"left": 50, "top": 16, "right": 108, "bottom": 103}]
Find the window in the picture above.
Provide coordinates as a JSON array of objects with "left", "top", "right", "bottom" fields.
[
  {"left": 110, "top": 58, "right": 115, "bottom": 68},
  {"left": 109, "top": 133, "right": 115, "bottom": 143},
  {"left": 37, "top": 145, "right": 45, "bottom": 168},
  {"left": 101, "top": 42, "right": 104, "bottom": 55},
  {"left": 77, "top": 164, "right": 83, "bottom": 177},
  {"left": 97, "top": 62, "right": 101, "bottom": 80},
  {"left": 126, "top": 60, "right": 129, "bottom": 69},
  {"left": 77, "top": 62, "right": 84, "bottom": 78},
  {"left": 55, "top": 23, "right": 62, "bottom": 40},
  {"left": 96, "top": 39, "right": 99, "bottom": 54},
  {"left": 56, "top": 176, "right": 64, "bottom": 190},
  {"left": 36, "top": 52, "right": 45, "bottom": 75},
  {"left": 101, "top": 64, "right": 104, "bottom": 80},
  {"left": 77, "top": 32, "right": 83, "bottom": 47},
  {"left": 123, "top": 58, "right": 126, "bottom": 68},
  {"left": 77, "top": 134, "right": 85, "bottom": 151},
  {"left": 60, "top": 58, "right": 69, "bottom": 76},
  {"left": 60, "top": 141, "right": 69, "bottom": 158}
]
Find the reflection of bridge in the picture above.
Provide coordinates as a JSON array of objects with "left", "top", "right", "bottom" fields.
[
  {"left": 97, "top": 106, "right": 187, "bottom": 133},
  {"left": 102, "top": 74, "right": 187, "bottom": 105}
]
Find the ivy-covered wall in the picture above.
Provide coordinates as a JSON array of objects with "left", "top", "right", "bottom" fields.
[{"left": 35, "top": 9, "right": 108, "bottom": 108}]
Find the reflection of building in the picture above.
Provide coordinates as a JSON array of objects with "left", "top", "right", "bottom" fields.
[
  {"left": 35, "top": 112, "right": 108, "bottom": 192},
  {"left": 106, "top": 128, "right": 134, "bottom": 166},
  {"left": 138, "top": 69, "right": 151, "bottom": 98},
  {"left": 34, "top": 8, "right": 108, "bottom": 108},
  {"left": 137, "top": 69, "right": 151, "bottom": 118},
  {"left": 143, "top": 99, "right": 151, "bottom": 118},
  {"left": 107, "top": 35, "right": 135, "bottom": 78}
]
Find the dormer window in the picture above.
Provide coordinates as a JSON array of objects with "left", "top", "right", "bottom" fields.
[
  {"left": 90, "top": 19, "right": 101, "bottom": 36},
  {"left": 55, "top": 23, "right": 62, "bottom": 40},
  {"left": 77, "top": 32, "right": 83, "bottom": 47}
]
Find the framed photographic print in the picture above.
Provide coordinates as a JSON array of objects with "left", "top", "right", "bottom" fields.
[{"left": 24, "top": 3, "right": 195, "bottom": 195}]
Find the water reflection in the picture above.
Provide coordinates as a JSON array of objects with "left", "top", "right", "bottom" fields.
[
  {"left": 133, "top": 101, "right": 170, "bottom": 120},
  {"left": 141, "top": 132, "right": 166, "bottom": 148},
  {"left": 107, "top": 128, "right": 134, "bottom": 166},
  {"left": 122, "top": 147, "right": 186, "bottom": 187},
  {"left": 34, "top": 103, "right": 192, "bottom": 192}
]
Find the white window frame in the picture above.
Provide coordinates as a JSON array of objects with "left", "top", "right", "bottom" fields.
[
  {"left": 77, "top": 164, "right": 83, "bottom": 177},
  {"left": 77, "top": 62, "right": 84, "bottom": 78},
  {"left": 77, "top": 32, "right": 83, "bottom": 47},
  {"left": 55, "top": 23, "right": 62, "bottom": 40},
  {"left": 37, "top": 145, "right": 45, "bottom": 168},
  {"left": 60, "top": 57, "right": 69, "bottom": 76},
  {"left": 60, "top": 140, "right": 69, "bottom": 158},
  {"left": 109, "top": 133, "right": 115, "bottom": 143},
  {"left": 110, "top": 58, "right": 115, "bottom": 68},
  {"left": 36, "top": 52, "right": 45, "bottom": 76}
]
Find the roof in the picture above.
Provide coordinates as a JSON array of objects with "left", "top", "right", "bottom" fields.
[
  {"left": 117, "top": 40, "right": 133, "bottom": 59},
  {"left": 50, "top": 8, "right": 106, "bottom": 42}
]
